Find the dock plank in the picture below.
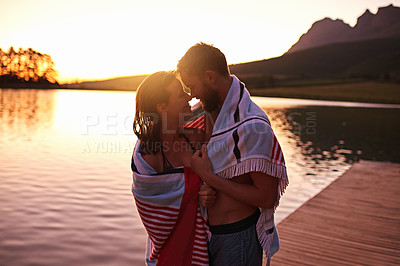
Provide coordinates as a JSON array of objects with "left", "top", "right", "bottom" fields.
[{"left": 272, "top": 160, "right": 400, "bottom": 265}]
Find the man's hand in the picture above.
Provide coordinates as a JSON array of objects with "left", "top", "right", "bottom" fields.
[
  {"left": 191, "top": 144, "right": 213, "bottom": 182},
  {"left": 192, "top": 144, "right": 278, "bottom": 209},
  {"left": 198, "top": 183, "right": 216, "bottom": 207}
]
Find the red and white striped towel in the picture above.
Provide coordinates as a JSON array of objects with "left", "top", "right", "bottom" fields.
[{"left": 132, "top": 142, "right": 209, "bottom": 265}]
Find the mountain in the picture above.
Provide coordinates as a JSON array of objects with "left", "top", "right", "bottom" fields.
[
  {"left": 63, "top": 5, "right": 399, "bottom": 91},
  {"left": 287, "top": 4, "right": 400, "bottom": 53},
  {"left": 230, "top": 38, "right": 400, "bottom": 87},
  {"left": 65, "top": 37, "right": 400, "bottom": 91}
]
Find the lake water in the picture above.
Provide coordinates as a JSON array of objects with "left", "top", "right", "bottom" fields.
[{"left": 1, "top": 88, "right": 399, "bottom": 265}]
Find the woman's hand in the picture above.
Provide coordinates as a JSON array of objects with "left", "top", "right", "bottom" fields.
[
  {"left": 198, "top": 183, "right": 216, "bottom": 207},
  {"left": 191, "top": 144, "right": 213, "bottom": 182}
]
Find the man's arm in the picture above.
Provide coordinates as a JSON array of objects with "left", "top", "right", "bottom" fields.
[{"left": 191, "top": 145, "right": 278, "bottom": 209}]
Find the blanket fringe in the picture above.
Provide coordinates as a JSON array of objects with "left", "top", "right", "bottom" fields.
[
  {"left": 256, "top": 224, "right": 273, "bottom": 266},
  {"left": 216, "top": 158, "right": 289, "bottom": 199}
]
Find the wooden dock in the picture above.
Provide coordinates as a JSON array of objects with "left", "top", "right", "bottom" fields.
[{"left": 272, "top": 160, "right": 400, "bottom": 265}]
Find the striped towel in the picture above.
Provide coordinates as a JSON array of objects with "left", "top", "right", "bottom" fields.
[
  {"left": 206, "top": 75, "right": 289, "bottom": 265},
  {"left": 131, "top": 141, "right": 209, "bottom": 266},
  {"left": 182, "top": 102, "right": 206, "bottom": 132}
]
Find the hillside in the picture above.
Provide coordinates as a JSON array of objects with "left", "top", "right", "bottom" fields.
[
  {"left": 62, "top": 5, "right": 400, "bottom": 95},
  {"left": 230, "top": 37, "right": 400, "bottom": 88},
  {"left": 62, "top": 37, "right": 400, "bottom": 92},
  {"left": 287, "top": 4, "right": 400, "bottom": 53},
  {"left": 62, "top": 75, "right": 147, "bottom": 91}
]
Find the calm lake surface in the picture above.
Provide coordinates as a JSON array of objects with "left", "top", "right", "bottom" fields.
[{"left": 1, "top": 88, "right": 399, "bottom": 265}]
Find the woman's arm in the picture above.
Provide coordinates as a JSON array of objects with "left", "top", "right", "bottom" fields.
[{"left": 198, "top": 183, "right": 216, "bottom": 207}]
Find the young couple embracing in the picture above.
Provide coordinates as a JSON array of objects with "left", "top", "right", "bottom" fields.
[{"left": 131, "top": 43, "right": 288, "bottom": 266}]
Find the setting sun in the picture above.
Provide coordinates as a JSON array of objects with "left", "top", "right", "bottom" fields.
[
  {"left": 0, "top": 0, "right": 396, "bottom": 83},
  {"left": 1, "top": 0, "right": 400, "bottom": 265}
]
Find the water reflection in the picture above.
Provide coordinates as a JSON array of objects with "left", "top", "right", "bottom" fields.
[
  {"left": 255, "top": 100, "right": 400, "bottom": 221},
  {"left": 258, "top": 107, "right": 351, "bottom": 221},
  {"left": 267, "top": 106, "right": 400, "bottom": 163},
  {"left": 0, "top": 89, "right": 143, "bottom": 266},
  {"left": 1, "top": 89, "right": 399, "bottom": 265},
  {"left": 0, "top": 89, "right": 56, "bottom": 141}
]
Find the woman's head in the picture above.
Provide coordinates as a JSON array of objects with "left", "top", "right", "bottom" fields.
[{"left": 133, "top": 71, "right": 191, "bottom": 154}]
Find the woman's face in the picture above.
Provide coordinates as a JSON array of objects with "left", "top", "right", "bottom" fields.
[{"left": 165, "top": 78, "right": 192, "bottom": 119}]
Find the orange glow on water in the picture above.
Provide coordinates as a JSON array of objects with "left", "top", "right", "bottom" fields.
[{"left": 1, "top": 88, "right": 399, "bottom": 264}]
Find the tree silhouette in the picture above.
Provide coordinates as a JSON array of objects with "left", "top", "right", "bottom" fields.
[{"left": 0, "top": 47, "right": 58, "bottom": 85}]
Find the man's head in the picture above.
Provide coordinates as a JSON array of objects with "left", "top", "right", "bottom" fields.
[
  {"left": 177, "top": 43, "right": 230, "bottom": 112},
  {"left": 177, "top": 42, "right": 230, "bottom": 78}
]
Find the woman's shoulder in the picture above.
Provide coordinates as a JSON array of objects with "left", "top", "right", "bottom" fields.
[{"left": 142, "top": 152, "right": 162, "bottom": 173}]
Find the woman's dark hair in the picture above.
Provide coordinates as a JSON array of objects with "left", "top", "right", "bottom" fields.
[{"left": 133, "top": 71, "right": 177, "bottom": 154}]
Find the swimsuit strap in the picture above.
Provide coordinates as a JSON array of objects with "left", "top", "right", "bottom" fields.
[
  {"left": 180, "top": 133, "right": 196, "bottom": 153},
  {"left": 161, "top": 147, "right": 174, "bottom": 171},
  {"left": 160, "top": 135, "right": 195, "bottom": 171}
]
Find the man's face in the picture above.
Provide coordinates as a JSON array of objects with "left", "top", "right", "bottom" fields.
[{"left": 180, "top": 71, "right": 219, "bottom": 112}]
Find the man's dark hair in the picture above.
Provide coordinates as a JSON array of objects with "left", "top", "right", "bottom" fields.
[{"left": 177, "top": 42, "right": 230, "bottom": 78}]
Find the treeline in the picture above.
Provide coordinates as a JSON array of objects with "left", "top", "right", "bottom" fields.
[{"left": 0, "top": 47, "right": 58, "bottom": 86}]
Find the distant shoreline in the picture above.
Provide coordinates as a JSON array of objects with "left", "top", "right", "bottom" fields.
[
  {"left": 1, "top": 81, "right": 399, "bottom": 105},
  {"left": 0, "top": 82, "right": 61, "bottom": 89},
  {"left": 249, "top": 81, "right": 400, "bottom": 105}
]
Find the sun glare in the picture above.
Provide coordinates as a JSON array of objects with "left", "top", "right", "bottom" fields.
[
  {"left": 52, "top": 89, "right": 137, "bottom": 148},
  {"left": 1, "top": 0, "right": 396, "bottom": 83}
]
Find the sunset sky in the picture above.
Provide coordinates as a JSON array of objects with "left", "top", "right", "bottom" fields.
[{"left": 0, "top": 0, "right": 397, "bottom": 83}]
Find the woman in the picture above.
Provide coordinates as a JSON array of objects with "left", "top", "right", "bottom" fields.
[{"left": 131, "top": 71, "right": 215, "bottom": 266}]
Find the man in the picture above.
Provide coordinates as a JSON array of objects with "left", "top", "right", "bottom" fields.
[{"left": 177, "top": 43, "right": 289, "bottom": 265}]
